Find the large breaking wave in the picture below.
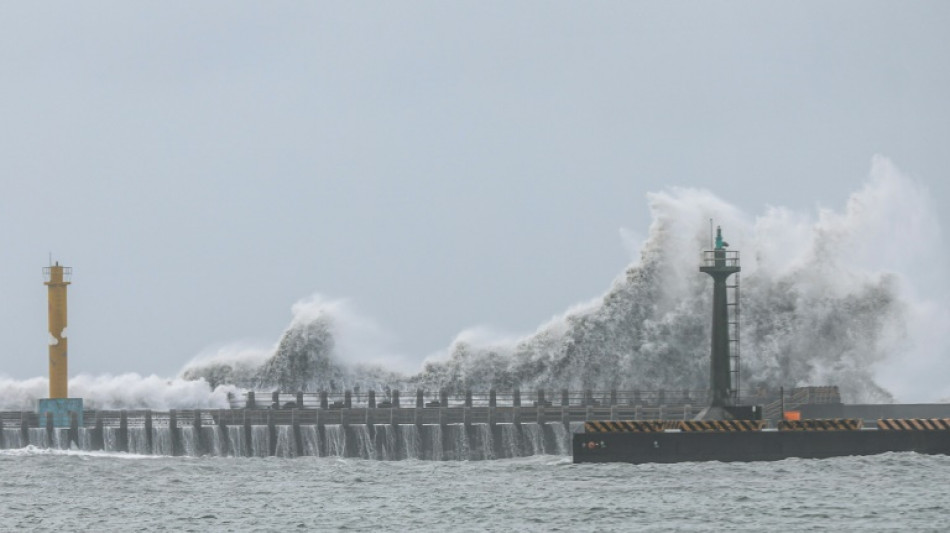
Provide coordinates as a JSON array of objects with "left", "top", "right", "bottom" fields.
[
  {"left": 177, "top": 156, "right": 948, "bottom": 403},
  {"left": 2, "top": 157, "right": 947, "bottom": 408}
]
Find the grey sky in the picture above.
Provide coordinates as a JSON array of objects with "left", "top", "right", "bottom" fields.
[{"left": 1, "top": 2, "right": 948, "bottom": 380}]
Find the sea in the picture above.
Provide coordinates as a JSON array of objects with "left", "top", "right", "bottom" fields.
[{"left": 1, "top": 448, "right": 948, "bottom": 532}]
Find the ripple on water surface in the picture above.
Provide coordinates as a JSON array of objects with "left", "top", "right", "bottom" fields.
[{"left": 1, "top": 450, "right": 948, "bottom": 531}]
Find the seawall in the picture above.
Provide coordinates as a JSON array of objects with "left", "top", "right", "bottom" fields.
[{"left": 0, "top": 404, "right": 703, "bottom": 459}]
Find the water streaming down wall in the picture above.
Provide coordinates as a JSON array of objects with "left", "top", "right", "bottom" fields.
[
  {"left": 0, "top": 420, "right": 575, "bottom": 460},
  {"left": 275, "top": 425, "right": 295, "bottom": 458},
  {"left": 226, "top": 425, "right": 245, "bottom": 457},
  {"left": 3, "top": 428, "right": 23, "bottom": 449},
  {"left": 28, "top": 428, "right": 48, "bottom": 448},
  {"left": 249, "top": 425, "right": 269, "bottom": 457}
]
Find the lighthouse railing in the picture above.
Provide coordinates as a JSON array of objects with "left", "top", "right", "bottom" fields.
[{"left": 700, "top": 250, "right": 740, "bottom": 268}]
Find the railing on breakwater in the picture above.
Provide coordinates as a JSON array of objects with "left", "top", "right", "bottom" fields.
[
  {"left": 233, "top": 389, "right": 718, "bottom": 410},
  {"left": 229, "top": 387, "right": 819, "bottom": 411}
]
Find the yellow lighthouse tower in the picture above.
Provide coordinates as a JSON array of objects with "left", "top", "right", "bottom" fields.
[
  {"left": 38, "top": 261, "right": 83, "bottom": 428},
  {"left": 45, "top": 262, "right": 71, "bottom": 398}
]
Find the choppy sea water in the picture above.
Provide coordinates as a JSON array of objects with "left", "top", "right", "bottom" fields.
[{"left": 1, "top": 448, "right": 948, "bottom": 532}]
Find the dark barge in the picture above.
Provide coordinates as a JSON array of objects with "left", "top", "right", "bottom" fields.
[{"left": 572, "top": 418, "right": 950, "bottom": 464}]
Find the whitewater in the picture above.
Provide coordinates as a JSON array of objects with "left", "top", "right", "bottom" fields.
[{"left": 2, "top": 156, "right": 947, "bottom": 409}]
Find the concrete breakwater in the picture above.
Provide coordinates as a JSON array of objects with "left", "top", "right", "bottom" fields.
[{"left": 0, "top": 404, "right": 702, "bottom": 459}]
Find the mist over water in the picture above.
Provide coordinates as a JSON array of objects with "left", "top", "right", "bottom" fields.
[
  {"left": 0, "top": 374, "right": 237, "bottom": 410},
  {"left": 2, "top": 157, "right": 947, "bottom": 408}
]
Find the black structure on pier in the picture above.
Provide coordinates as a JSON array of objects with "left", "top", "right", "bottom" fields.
[{"left": 699, "top": 226, "right": 741, "bottom": 408}]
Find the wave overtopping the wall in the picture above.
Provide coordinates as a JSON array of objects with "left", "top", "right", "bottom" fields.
[
  {"left": 2, "top": 157, "right": 944, "bottom": 409},
  {"left": 177, "top": 157, "right": 946, "bottom": 403}
]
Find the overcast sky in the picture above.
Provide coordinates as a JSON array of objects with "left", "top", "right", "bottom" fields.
[{"left": 1, "top": 2, "right": 948, "bottom": 380}]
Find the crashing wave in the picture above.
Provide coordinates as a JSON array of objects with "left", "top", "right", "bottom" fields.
[{"left": 177, "top": 157, "right": 946, "bottom": 403}]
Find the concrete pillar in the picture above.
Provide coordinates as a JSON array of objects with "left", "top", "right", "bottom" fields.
[
  {"left": 392, "top": 390, "right": 400, "bottom": 408},
  {"left": 513, "top": 389, "right": 521, "bottom": 407},
  {"left": 439, "top": 413, "right": 449, "bottom": 457},
  {"left": 20, "top": 413, "right": 29, "bottom": 447},
  {"left": 465, "top": 390, "right": 473, "bottom": 408},
  {"left": 439, "top": 389, "right": 448, "bottom": 407},
  {"left": 610, "top": 390, "right": 618, "bottom": 406},
  {"left": 193, "top": 410, "right": 204, "bottom": 456},
  {"left": 45, "top": 412, "right": 54, "bottom": 448},
  {"left": 267, "top": 411, "right": 277, "bottom": 457},
  {"left": 292, "top": 410, "right": 302, "bottom": 458},
  {"left": 316, "top": 409, "right": 326, "bottom": 457},
  {"left": 344, "top": 390, "right": 352, "bottom": 409},
  {"left": 246, "top": 391, "right": 256, "bottom": 409},
  {"left": 537, "top": 389, "right": 546, "bottom": 406},
  {"left": 341, "top": 408, "right": 352, "bottom": 457},
  {"left": 368, "top": 390, "right": 376, "bottom": 408},
  {"left": 92, "top": 413, "right": 104, "bottom": 451},
  {"left": 584, "top": 389, "right": 593, "bottom": 406},
  {"left": 272, "top": 391, "right": 280, "bottom": 409},
  {"left": 416, "top": 389, "right": 424, "bottom": 409},
  {"left": 296, "top": 391, "right": 304, "bottom": 409},
  {"left": 169, "top": 409, "right": 181, "bottom": 457},
  {"left": 320, "top": 391, "right": 329, "bottom": 410},
  {"left": 118, "top": 410, "right": 129, "bottom": 453},
  {"left": 243, "top": 411, "right": 252, "bottom": 457},
  {"left": 489, "top": 389, "right": 496, "bottom": 407},
  {"left": 217, "top": 409, "right": 229, "bottom": 457},
  {"left": 537, "top": 404, "right": 545, "bottom": 425},
  {"left": 561, "top": 389, "right": 569, "bottom": 407},
  {"left": 144, "top": 409, "right": 153, "bottom": 454},
  {"left": 68, "top": 411, "right": 79, "bottom": 449}
]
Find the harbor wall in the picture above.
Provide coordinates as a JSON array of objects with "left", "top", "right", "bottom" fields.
[{"left": 0, "top": 405, "right": 703, "bottom": 459}]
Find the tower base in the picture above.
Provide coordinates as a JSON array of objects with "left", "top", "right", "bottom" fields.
[{"left": 37, "top": 398, "right": 84, "bottom": 428}]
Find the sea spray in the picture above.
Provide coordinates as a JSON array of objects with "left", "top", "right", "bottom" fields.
[
  {"left": 0, "top": 374, "right": 237, "bottom": 410},
  {"left": 1, "top": 158, "right": 945, "bottom": 406},
  {"left": 179, "top": 157, "right": 942, "bottom": 402}
]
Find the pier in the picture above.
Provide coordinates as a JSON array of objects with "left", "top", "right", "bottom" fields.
[{"left": 0, "top": 387, "right": 843, "bottom": 459}]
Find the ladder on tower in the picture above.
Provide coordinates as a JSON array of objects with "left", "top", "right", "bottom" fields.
[{"left": 727, "top": 273, "right": 740, "bottom": 404}]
